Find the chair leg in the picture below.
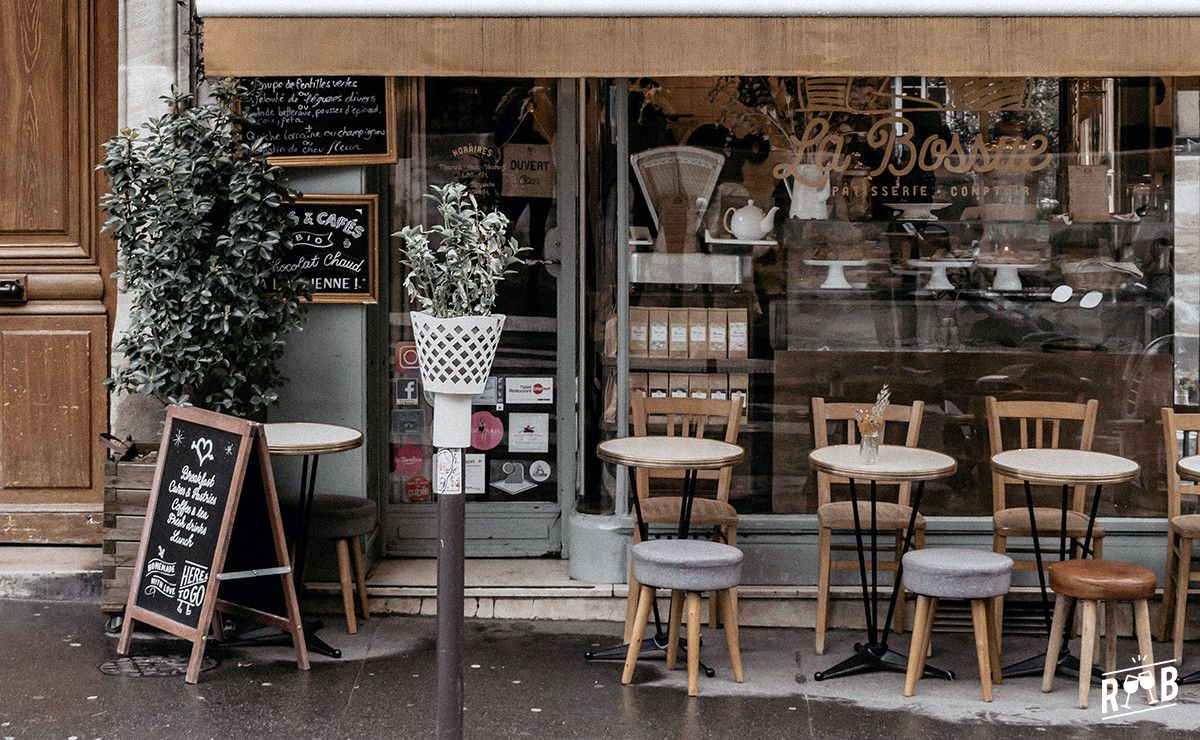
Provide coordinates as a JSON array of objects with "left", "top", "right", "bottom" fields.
[
  {"left": 1134, "top": 599, "right": 1157, "bottom": 704},
  {"left": 969, "top": 599, "right": 994, "bottom": 702},
  {"left": 624, "top": 560, "right": 640, "bottom": 643},
  {"left": 1104, "top": 600, "right": 1118, "bottom": 675},
  {"left": 335, "top": 539, "right": 357, "bottom": 635},
  {"left": 1173, "top": 537, "right": 1192, "bottom": 666},
  {"left": 815, "top": 525, "right": 832, "bottom": 655},
  {"left": 720, "top": 589, "right": 744, "bottom": 683},
  {"left": 993, "top": 533, "right": 1007, "bottom": 641},
  {"left": 666, "top": 590, "right": 684, "bottom": 670},
  {"left": 686, "top": 592, "right": 702, "bottom": 696},
  {"left": 351, "top": 536, "right": 370, "bottom": 621},
  {"left": 1159, "top": 532, "right": 1178, "bottom": 641},
  {"left": 985, "top": 595, "right": 1003, "bottom": 685},
  {"left": 1042, "top": 594, "right": 1073, "bottom": 693},
  {"left": 905, "top": 595, "right": 931, "bottom": 697},
  {"left": 623, "top": 586, "right": 655, "bottom": 685},
  {"left": 1078, "top": 600, "right": 1098, "bottom": 709}
]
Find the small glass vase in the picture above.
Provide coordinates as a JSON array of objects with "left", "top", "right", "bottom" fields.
[{"left": 859, "top": 433, "right": 880, "bottom": 464}]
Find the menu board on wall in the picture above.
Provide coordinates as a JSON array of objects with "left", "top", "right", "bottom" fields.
[
  {"left": 242, "top": 76, "right": 397, "bottom": 166},
  {"left": 277, "top": 195, "right": 379, "bottom": 304}
]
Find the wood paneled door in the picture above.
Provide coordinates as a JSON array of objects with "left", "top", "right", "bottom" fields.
[{"left": 0, "top": 0, "right": 117, "bottom": 543}]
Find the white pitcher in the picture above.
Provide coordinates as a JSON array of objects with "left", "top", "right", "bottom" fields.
[{"left": 783, "top": 164, "right": 831, "bottom": 220}]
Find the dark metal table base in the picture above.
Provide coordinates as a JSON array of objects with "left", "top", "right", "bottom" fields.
[
  {"left": 815, "top": 642, "right": 954, "bottom": 682},
  {"left": 216, "top": 619, "right": 341, "bottom": 659},
  {"left": 1002, "top": 646, "right": 1103, "bottom": 681},
  {"left": 584, "top": 632, "right": 715, "bottom": 678},
  {"left": 1178, "top": 668, "right": 1200, "bottom": 686}
]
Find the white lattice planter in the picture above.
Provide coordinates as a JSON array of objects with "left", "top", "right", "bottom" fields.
[{"left": 411, "top": 311, "right": 505, "bottom": 447}]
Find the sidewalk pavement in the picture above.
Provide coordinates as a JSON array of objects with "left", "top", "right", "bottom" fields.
[{"left": 1, "top": 597, "right": 1197, "bottom": 739}]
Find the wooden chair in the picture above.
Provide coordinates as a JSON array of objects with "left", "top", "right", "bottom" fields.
[
  {"left": 624, "top": 394, "right": 743, "bottom": 641},
  {"left": 986, "top": 397, "right": 1103, "bottom": 643},
  {"left": 812, "top": 397, "right": 925, "bottom": 655},
  {"left": 1158, "top": 408, "right": 1200, "bottom": 663}
]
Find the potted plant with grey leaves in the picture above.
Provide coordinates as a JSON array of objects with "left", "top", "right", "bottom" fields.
[
  {"left": 395, "top": 182, "right": 525, "bottom": 447},
  {"left": 100, "top": 78, "right": 310, "bottom": 421}
]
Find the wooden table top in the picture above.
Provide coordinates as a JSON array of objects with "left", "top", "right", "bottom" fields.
[
  {"left": 1177, "top": 454, "right": 1200, "bottom": 482},
  {"left": 991, "top": 448, "right": 1139, "bottom": 486},
  {"left": 597, "top": 436, "right": 744, "bottom": 471},
  {"left": 263, "top": 422, "right": 363, "bottom": 456},
  {"left": 808, "top": 444, "right": 956, "bottom": 483}
]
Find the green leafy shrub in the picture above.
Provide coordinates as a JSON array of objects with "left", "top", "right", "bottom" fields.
[
  {"left": 394, "top": 183, "right": 525, "bottom": 318},
  {"left": 101, "top": 79, "right": 309, "bottom": 417}
]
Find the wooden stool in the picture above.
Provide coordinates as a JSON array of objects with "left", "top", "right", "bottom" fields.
[
  {"left": 902, "top": 548, "right": 1012, "bottom": 701},
  {"left": 285, "top": 494, "right": 375, "bottom": 634},
  {"left": 622, "top": 539, "right": 744, "bottom": 696},
  {"left": 1042, "top": 559, "right": 1157, "bottom": 709}
]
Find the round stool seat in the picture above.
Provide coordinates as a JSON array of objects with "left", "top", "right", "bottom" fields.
[
  {"left": 903, "top": 547, "right": 1013, "bottom": 600},
  {"left": 1049, "top": 559, "right": 1155, "bottom": 601},
  {"left": 283, "top": 494, "right": 377, "bottom": 539},
  {"left": 631, "top": 539, "right": 743, "bottom": 593}
]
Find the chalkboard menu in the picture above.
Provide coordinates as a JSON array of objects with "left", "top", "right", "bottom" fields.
[
  {"left": 242, "top": 76, "right": 397, "bottom": 166},
  {"left": 133, "top": 418, "right": 243, "bottom": 629},
  {"left": 278, "top": 195, "right": 379, "bottom": 304}
]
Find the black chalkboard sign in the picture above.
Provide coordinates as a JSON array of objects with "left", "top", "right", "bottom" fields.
[
  {"left": 242, "top": 76, "right": 397, "bottom": 166},
  {"left": 117, "top": 406, "right": 308, "bottom": 684},
  {"left": 278, "top": 195, "right": 379, "bottom": 304}
]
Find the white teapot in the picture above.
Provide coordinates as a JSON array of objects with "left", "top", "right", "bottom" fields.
[{"left": 723, "top": 200, "right": 779, "bottom": 241}]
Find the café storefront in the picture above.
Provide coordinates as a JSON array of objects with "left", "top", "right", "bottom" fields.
[{"left": 196, "top": 3, "right": 1200, "bottom": 606}]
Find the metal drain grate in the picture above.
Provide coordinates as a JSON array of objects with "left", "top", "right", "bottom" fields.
[{"left": 99, "top": 655, "right": 218, "bottom": 677}]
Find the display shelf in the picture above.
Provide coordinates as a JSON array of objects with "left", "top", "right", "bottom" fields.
[{"left": 602, "top": 356, "right": 774, "bottom": 374}]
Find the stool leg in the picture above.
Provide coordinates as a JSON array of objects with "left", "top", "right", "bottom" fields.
[
  {"left": 1134, "top": 599, "right": 1157, "bottom": 704},
  {"left": 624, "top": 560, "right": 640, "bottom": 644},
  {"left": 1078, "top": 600, "right": 1098, "bottom": 709},
  {"left": 351, "top": 536, "right": 370, "bottom": 621},
  {"left": 720, "top": 589, "right": 744, "bottom": 683},
  {"left": 1042, "top": 594, "right": 1073, "bottom": 693},
  {"left": 970, "top": 599, "right": 994, "bottom": 702},
  {"left": 985, "top": 596, "right": 1002, "bottom": 686},
  {"left": 815, "top": 525, "right": 831, "bottom": 656},
  {"left": 916, "top": 597, "right": 937, "bottom": 677},
  {"left": 1173, "top": 537, "right": 1192, "bottom": 666},
  {"left": 622, "top": 585, "right": 654, "bottom": 685},
  {"left": 1159, "top": 532, "right": 1178, "bottom": 641},
  {"left": 686, "top": 592, "right": 702, "bottom": 696},
  {"left": 335, "top": 539, "right": 357, "bottom": 635},
  {"left": 904, "top": 595, "right": 931, "bottom": 697},
  {"left": 666, "top": 590, "right": 684, "bottom": 670},
  {"left": 1104, "top": 600, "right": 1118, "bottom": 675}
]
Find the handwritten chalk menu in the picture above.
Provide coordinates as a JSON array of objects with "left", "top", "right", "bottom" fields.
[
  {"left": 278, "top": 195, "right": 379, "bottom": 303},
  {"left": 242, "top": 76, "right": 397, "bottom": 166},
  {"left": 118, "top": 406, "right": 308, "bottom": 684}
]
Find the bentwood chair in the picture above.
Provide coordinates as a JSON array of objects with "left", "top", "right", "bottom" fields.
[
  {"left": 624, "top": 394, "right": 743, "bottom": 641},
  {"left": 1158, "top": 408, "right": 1200, "bottom": 663},
  {"left": 811, "top": 397, "right": 925, "bottom": 655},
  {"left": 985, "top": 397, "right": 1103, "bottom": 642}
]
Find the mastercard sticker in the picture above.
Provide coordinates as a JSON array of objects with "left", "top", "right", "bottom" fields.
[{"left": 470, "top": 411, "right": 504, "bottom": 451}]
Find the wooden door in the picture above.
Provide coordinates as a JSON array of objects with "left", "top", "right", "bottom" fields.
[{"left": 0, "top": 0, "right": 117, "bottom": 543}]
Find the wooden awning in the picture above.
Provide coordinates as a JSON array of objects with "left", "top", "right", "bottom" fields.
[{"left": 196, "top": 2, "right": 1200, "bottom": 77}]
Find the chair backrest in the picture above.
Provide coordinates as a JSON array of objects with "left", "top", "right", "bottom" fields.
[
  {"left": 630, "top": 394, "right": 743, "bottom": 503},
  {"left": 985, "top": 396, "right": 1099, "bottom": 514},
  {"left": 630, "top": 146, "right": 724, "bottom": 253},
  {"left": 1161, "top": 408, "right": 1200, "bottom": 520},
  {"left": 810, "top": 397, "right": 925, "bottom": 507}
]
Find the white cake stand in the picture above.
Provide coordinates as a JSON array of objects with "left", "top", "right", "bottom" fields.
[
  {"left": 804, "top": 258, "right": 870, "bottom": 289},
  {"left": 979, "top": 262, "right": 1043, "bottom": 291},
  {"left": 907, "top": 259, "right": 974, "bottom": 291}
]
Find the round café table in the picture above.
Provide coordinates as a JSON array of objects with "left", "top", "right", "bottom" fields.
[
  {"left": 1172, "top": 455, "right": 1200, "bottom": 685},
  {"left": 808, "top": 444, "right": 957, "bottom": 681},
  {"left": 990, "top": 448, "right": 1138, "bottom": 679},
  {"left": 584, "top": 436, "right": 744, "bottom": 671}
]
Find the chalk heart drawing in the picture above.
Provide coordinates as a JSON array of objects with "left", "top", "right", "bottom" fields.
[{"left": 191, "top": 437, "right": 215, "bottom": 468}]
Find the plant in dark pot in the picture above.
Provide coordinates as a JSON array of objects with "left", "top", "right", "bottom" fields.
[{"left": 100, "top": 79, "right": 310, "bottom": 422}]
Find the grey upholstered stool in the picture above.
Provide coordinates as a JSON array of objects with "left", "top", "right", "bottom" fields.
[
  {"left": 283, "top": 494, "right": 376, "bottom": 634},
  {"left": 622, "top": 539, "right": 745, "bottom": 696},
  {"left": 902, "top": 547, "right": 1013, "bottom": 701}
]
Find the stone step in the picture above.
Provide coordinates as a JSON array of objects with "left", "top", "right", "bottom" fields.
[{"left": 0, "top": 546, "right": 101, "bottom": 601}]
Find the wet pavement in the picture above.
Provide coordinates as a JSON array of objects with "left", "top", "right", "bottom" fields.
[{"left": 1, "top": 598, "right": 1198, "bottom": 738}]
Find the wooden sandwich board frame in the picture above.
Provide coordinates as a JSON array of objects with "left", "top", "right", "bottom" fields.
[{"left": 116, "top": 405, "right": 309, "bottom": 684}]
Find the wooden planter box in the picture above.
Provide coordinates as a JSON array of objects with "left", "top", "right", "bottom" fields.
[{"left": 101, "top": 454, "right": 157, "bottom": 614}]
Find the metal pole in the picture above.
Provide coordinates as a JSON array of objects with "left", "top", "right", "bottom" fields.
[{"left": 435, "top": 446, "right": 465, "bottom": 739}]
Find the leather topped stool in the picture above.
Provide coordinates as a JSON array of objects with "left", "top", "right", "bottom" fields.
[
  {"left": 903, "top": 548, "right": 1013, "bottom": 701},
  {"left": 622, "top": 539, "right": 745, "bottom": 696},
  {"left": 283, "top": 494, "right": 375, "bottom": 635},
  {"left": 1042, "top": 559, "right": 1157, "bottom": 708}
]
